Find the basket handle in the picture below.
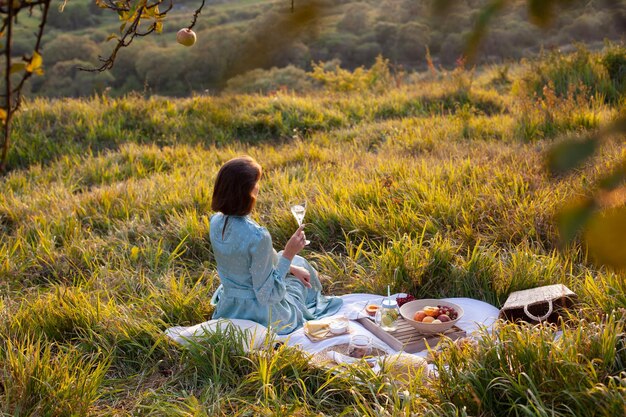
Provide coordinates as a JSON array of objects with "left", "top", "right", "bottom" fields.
[{"left": 523, "top": 299, "right": 553, "bottom": 322}]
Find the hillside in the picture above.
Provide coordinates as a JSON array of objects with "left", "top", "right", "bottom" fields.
[
  {"left": 1, "top": 47, "right": 625, "bottom": 415},
  {"left": 12, "top": 0, "right": 626, "bottom": 97}
]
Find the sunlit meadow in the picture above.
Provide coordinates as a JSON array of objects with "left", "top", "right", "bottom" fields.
[{"left": 1, "top": 49, "right": 625, "bottom": 416}]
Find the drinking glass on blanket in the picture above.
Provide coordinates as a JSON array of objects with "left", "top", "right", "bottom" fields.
[
  {"left": 290, "top": 201, "right": 310, "bottom": 245},
  {"left": 348, "top": 335, "right": 372, "bottom": 358}
]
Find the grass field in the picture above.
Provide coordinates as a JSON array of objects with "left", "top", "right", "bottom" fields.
[{"left": 1, "top": 50, "right": 625, "bottom": 416}]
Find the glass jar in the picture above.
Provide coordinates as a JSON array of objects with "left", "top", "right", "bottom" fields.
[
  {"left": 376, "top": 298, "right": 400, "bottom": 331},
  {"left": 348, "top": 334, "right": 372, "bottom": 358}
]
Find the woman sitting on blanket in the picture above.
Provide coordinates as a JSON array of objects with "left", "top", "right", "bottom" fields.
[{"left": 209, "top": 156, "right": 342, "bottom": 334}]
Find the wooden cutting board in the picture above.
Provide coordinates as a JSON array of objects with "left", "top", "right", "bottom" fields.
[{"left": 357, "top": 317, "right": 466, "bottom": 353}]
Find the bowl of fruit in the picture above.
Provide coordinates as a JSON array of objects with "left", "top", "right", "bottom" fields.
[{"left": 399, "top": 299, "right": 463, "bottom": 334}]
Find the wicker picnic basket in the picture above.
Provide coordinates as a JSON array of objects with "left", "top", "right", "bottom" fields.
[{"left": 499, "top": 284, "right": 577, "bottom": 325}]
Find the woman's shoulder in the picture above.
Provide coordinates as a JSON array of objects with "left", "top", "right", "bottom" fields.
[
  {"left": 210, "top": 213, "right": 268, "bottom": 239},
  {"left": 210, "top": 212, "right": 251, "bottom": 225},
  {"left": 243, "top": 216, "right": 270, "bottom": 240},
  {"left": 210, "top": 212, "right": 221, "bottom": 223}
]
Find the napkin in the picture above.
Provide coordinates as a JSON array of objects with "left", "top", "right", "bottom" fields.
[
  {"left": 326, "top": 351, "right": 379, "bottom": 368},
  {"left": 326, "top": 350, "right": 358, "bottom": 365},
  {"left": 343, "top": 304, "right": 372, "bottom": 320}
]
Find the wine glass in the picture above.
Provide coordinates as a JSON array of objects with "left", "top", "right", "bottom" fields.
[{"left": 290, "top": 201, "right": 310, "bottom": 245}]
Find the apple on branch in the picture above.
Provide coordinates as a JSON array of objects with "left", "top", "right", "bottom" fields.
[{"left": 177, "top": 28, "right": 197, "bottom": 47}]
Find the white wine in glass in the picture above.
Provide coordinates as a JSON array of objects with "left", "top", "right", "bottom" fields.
[{"left": 290, "top": 202, "right": 310, "bottom": 245}]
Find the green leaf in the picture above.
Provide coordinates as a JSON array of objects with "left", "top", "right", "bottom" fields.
[
  {"left": 25, "top": 51, "right": 43, "bottom": 73},
  {"left": 598, "top": 162, "right": 626, "bottom": 191},
  {"left": 432, "top": 0, "right": 456, "bottom": 15},
  {"left": 585, "top": 206, "right": 626, "bottom": 270},
  {"left": 9, "top": 62, "right": 26, "bottom": 74},
  {"left": 465, "top": 0, "right": 506, "bottom": 62},
  {"left": 607, "top": 113, "right": 626, "bottom": 134},
  {"left": 130, "top": 246, "right": 140, "bottom": 261},
  {"left": 547, "top": 137, "right": 597, "bottom": 176},
  {"left": 557, "top": 198, "right": 596, "bottom": 245},
  {"left": 528, "top": 0, "right": 555, "bottom": 27}
]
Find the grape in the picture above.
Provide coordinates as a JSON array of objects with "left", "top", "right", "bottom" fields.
[
  {"left": 396, "top": 294, "right": 415, "bottom": 307},
  {"left": 437, "top": 305, "right": 458, "bottom": 320}
]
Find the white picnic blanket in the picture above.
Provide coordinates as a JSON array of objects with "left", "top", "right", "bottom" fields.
[
  {"left": 278, "top": 294, "right": 499, "bottom": 359},
  {"left": 165, "top": 294, "right": 500, "bottom": 360}
]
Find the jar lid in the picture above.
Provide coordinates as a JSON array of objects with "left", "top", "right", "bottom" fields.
[{"left": 382, "top": 298, "right": 398, "bottom": 308}]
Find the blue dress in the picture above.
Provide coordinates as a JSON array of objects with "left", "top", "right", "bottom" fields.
[{"left": 209, "top": 213, "right": 343, "bottom": 335}]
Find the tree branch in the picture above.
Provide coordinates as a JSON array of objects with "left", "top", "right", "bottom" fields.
[
  {"left": 0, "top": 3, "right": 13, "bottom": 173},
  {"left": 11, "top": 1, "right": 51, "bottom": 107},
  {"left": 98, "top": 0, "right": 130, "bottom": 12},
  {"left": 188, "top": 0, "right": 205, "bottom": 30},
  {"left": 80, "top": 7, "right": 144, "bottom": 72},
  {"left": 135, "top": 22, "right": 158, "bottom": 36},
  {"left": 81, "top": 0, "right": 172, "bottom": 72},
  {"left": 0, "top": 0, "right": 49, "bottom": 14}
]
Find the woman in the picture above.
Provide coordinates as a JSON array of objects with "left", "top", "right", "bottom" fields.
[{"left": 209, "top": 156, "right": 342, "bottom": 335}]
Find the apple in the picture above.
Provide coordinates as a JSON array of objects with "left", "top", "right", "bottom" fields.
[{"left": 177, "top": 28, "right": 197, "bottom": 47}]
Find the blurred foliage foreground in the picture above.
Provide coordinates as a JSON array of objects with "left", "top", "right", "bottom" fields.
[{"left": 0, "top": 47, "right": 625, "bottom": 416}]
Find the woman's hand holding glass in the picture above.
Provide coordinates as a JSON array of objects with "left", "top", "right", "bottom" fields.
[
  {"left": 282, "top": 224, "right": 307, "bottom": 261},
  {"left": 291, "top": 201, "right": 310, "bottom": 245}
]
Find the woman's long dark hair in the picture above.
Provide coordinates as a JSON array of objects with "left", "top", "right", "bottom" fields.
[{"left": 211, "top": 156, "right": 262, "bottom": 216}]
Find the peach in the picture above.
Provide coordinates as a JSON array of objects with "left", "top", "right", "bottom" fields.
[
  {"left": 422, "top": 316, "right": 435, "bottom": 323},
  {"left": 424, "top": 306, "right": 440, "bottom": 317},
  {"left": 365, "top": 304, "right": 379, "bottom": 317},
  {"left": 413, "top": 311, "right": 427, "bottom": 322}
]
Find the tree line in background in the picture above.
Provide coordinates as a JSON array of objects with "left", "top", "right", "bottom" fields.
[{"left": 12, "top": 0, "right": 626, "bottom": 98}]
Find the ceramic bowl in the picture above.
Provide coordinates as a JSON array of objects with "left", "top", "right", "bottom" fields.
[
  {"left": 329, "top": 318, "right": 349, "bottom": 335},
  {"left": 399, "top": 299, "right": 464, "bottom": 334}
]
